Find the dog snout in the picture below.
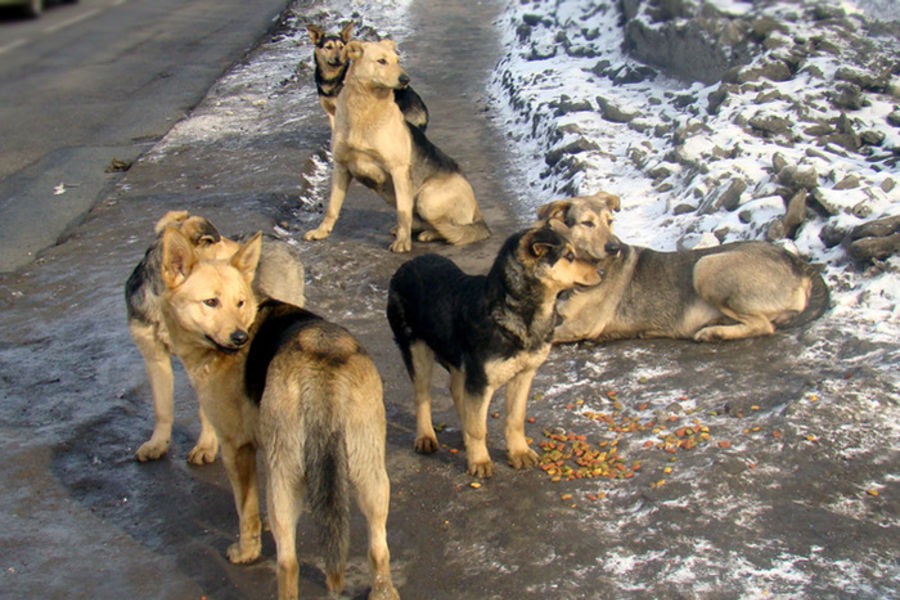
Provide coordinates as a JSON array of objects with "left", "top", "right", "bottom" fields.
[
  {"left": 229, "top": 330, "right": 249, "bottom": 347},
  {"left": 398, "top": 73, "right": 410, "bottom": 88},
  {"left": 604, "top": 240, "right": 622, "bottom": 257}
]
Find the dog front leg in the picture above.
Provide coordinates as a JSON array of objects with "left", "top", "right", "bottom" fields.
[
  {"left": 130, "top": 322, "right": 175, "bottom": 462},
  {"left": 221, "top": 441, "right": 262, "bottom": 564},
  {"left": 389, "top": 169, "right": 414, "bottom": 253},
  {"left": 186, "top": 406, "right": 219, "bottom": 465},
  {"left": 461, "top": 388, "right": 494, "bottom": 478},
  {"left": 504, "top": 369, "right": 540, "bottom": 470},
  {"left": 305, "top": 164, "right": 351, "bottom": 241}
]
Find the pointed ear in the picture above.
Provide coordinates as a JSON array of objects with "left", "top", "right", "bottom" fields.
[
  {"left": 522, "top": 228, "right": 560, "bottom": 258},
  {"left": 593, "top": 191, "right": 621, "bottom": 212},
  {"left": 154, "top": 210, "right": 189, "bottom": 234},
  {"left": 536, "top": 200, "right": 572, "bottom": 222},
  {"left": 161, "top": 227, "right": 197, "bottom": 289},
  {"left": 180, "top": 216, "right": 222, "bottom": 246},
  {"left": 343, "top": 40, "right": 364, "bottom": 61},
  {"left": 231, "top": 232, "right": 262, "bottom": 283},
  {"left": 307, "top": 24, "right": 324, "bottom": 45},
  {"left": 385, "top": 39, "right": 397, "bottom": 52},
  {"left": 340, "top": 21, "right": 354, "bottom": 42}
]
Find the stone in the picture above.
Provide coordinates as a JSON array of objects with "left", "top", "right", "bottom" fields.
[
  {"left": 849, "top": 215, "right": 900, "bottom": 240},
  {"left": 596, "top": 96, "right": 639, "bottom": 123},
  {"left": 749, "top": 114, "right": 792, "bottom": 136},
  {"left": 778, "top": 165, "right": 818, "bottom": 190},
  {"left": 782, "top": 190, "right": 807, "bottom": 238},
  {"left": 848, "top": 234, "right": 900, "bottom": 262},
  {"left": 718, "top": 178, "right": 747, "bottom": 211},
  {"left": 833, "top": 174, "right": 860, "bottom": 190},
  {"left": 860, "top": 130, "right": 885, "bottom": 146}
]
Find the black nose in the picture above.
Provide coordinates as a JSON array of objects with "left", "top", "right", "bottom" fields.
[
  {"left": 398, "top": 73, "right": 410, "bottom": 87},
  {"left": 230, "top": 330, "right": 249, "bottom": 347},
  {"left": 604, "top": 241, "right": 622, "bottom": 256}
]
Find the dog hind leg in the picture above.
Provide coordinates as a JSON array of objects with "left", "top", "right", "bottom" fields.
[
  {"left": 221, "top": 442, "right": 262, "bottom": 564},
  {"left": 410, "top": 342, "right": 439, "bottom": 453},
  {"left": 694, "top": 310, "right": 775, "bottom": 341},
  {"left": 266, "top": 467, "right": 303, "bottom": 600},
  {"left": 349, "top": 455, "right": 398, "bottom": 599},
  {"left": 504, "top": 369, "right": 540, "bottom": 470}
]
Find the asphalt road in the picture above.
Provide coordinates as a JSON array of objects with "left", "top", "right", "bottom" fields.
[{"left": 0, "top": 0, "right": 291, "bottom": 272}]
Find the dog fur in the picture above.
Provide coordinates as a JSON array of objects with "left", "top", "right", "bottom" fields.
[
  {"left": 156, "top": 227, "right": 398, "bottom": 600},
  {"left": 304, "top": 39, "right": 490, "bottom": 253},
  {"left": 125, "top": 211, "right": 305, "bottom": 464},
  {"left": 307, "top": 22, "right": 429, "bottom": 131},
  {"left": 387, "top": 227, "right": 601, "bottom": 478},
  {"left": 536, "top": 192, "right": 830, "bottom": 344}
]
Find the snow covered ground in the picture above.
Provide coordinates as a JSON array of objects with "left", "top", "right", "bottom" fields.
[{"left": 488, "top": 0, "right": 899, "bottom": 347}]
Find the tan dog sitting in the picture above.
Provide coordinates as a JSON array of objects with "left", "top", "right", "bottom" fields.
[
  {"left": 536, "top": 192, "right": 829, "bottom": 343},
  {"left": 304, "top": 39, "right": 490, "bottom": 252}
]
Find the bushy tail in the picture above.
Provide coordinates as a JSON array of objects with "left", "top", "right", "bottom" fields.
[
  {"left": 432, "top": 218, "right": 492, "bottom": 246},
  {"left": 386, "top": 286, "right": 415, "bottom": 378},
  {"left": 304, "top": 414, "right": 349, "bottom": 579},
  {"left": 783, "top": 269, "right": 830, "bottom": 329}
]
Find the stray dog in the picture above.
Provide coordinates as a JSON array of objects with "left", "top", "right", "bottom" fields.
[
  {"left": 387, "top": 227, "right": 601, "bottom": 478},
  {"left": 536, "top": 192, "right": 830, "bottom": 343},
  {"left": 304, "top": 39, "right": 490, "bottom": 253},
  {"left": 125, "top": 211, "right": 305, "bottom": 464},
  {"left": 156, "top": 227, "right": 398, "bottom": 600},
  {"left": 307, "top": 22, "right": 429, "bottom": 130}
]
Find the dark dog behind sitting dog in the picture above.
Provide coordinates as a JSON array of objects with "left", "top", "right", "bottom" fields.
[
  {"left": 387, "top": 227, "right": 601, "bottom": 478},
  {"left": 536, "top": 192, "right": 829, "bottom": 343},
  {"left": 307, "top": 22, "right": 429, "bottom": 130}
]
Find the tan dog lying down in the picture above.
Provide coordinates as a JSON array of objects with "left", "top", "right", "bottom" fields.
[
  {"left": 304, "top": 39, "right": 490, "bottom": 252},
  {"left": 536, "top": 192, "right": 830, "bottom": 343}
]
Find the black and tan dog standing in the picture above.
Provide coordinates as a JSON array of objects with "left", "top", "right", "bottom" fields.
[
  {"left": 307, "top": 22, "right": 429, "bottom": 130},
  {"left": 154, "top": 227, "right": 398, "bottom": 600},
  {"left": 304, "top": 39, "right": 490, "bottom": 252},
  {"left": 126, "top": 211, "right": 305, "bottom": 464},
  {"left": 387, "top": 227, "right": 601, "bottom": 478},
  {"left": 536, "top": 192, "right": 829, "bottom": 343}
]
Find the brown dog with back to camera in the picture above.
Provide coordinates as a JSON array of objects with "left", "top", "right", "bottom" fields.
[
  {"left": 125, "top": 211, "right": 305, "bottom": 464},
  {"left": 304, "top": 39, "right": 490, "bottom": 252},
  {"left": 535, "top": 191, "right": 830, "bottom": 344},
  {"left": 155, "top": 227, "right": 398, "bottom": 600}
]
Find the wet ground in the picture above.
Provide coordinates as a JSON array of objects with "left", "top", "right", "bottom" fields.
[{"left": 0, "top": 0, "right": 897, "bottom": 598}]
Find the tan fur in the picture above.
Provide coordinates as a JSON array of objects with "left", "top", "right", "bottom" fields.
[
  {"left": 157, "top": 229, "right": 398, "bottom": 600},
  {"left": 535, "top": 192, "right": 826, "bottom": 343},
  {"left": 304, "top": 40, "right": 489, "bottom": 252},
  {"left": 129, "top": 212, "right": 304, "bottom": 464}
]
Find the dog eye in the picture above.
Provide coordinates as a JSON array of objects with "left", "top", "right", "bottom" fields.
[
  {"left": 237, "top": 300, "right": 245, "bottom": 308},
  {"left": 565, "top": 251, "right": 575, "bottom": 262},
  {"left": 580, "top": 220, "right": 595, "bottom": 228},
  {"left": 377, "top": 58, "right": 388, "bottom": 65},
  {"left": 203, "top": 298, "right": 219, "bottom": 308}
]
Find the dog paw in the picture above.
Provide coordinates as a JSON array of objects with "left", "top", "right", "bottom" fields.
[
  {"left": 135, "top": 439, "right": 169, "bottom": 462},
  {"left": 369, "top": 583, "right": 400, "bottom": 600},
  {"left": 417, "top": 230, "right": 440, "bottom": 242},
  {"left": 226, "top": 538, "right": 261, "bottom": 564},
  {"left": 187, "top": 443, "right": 218, "bottom": 465},
  {"left": 389, "top": 237, "right": 411, "bottom": 253},
  {"left": 693, "top": 328, "right": 721, "bottom": 342},
  {"left": 507, "top": 448, "right": 539, "bottom": 470},
  {"left": 414, "top": 435, "right": 439, "bottom": 454},
  {"left": 303, "top": 227, "right": 330, "bottom": 242},
  {"left": 467, "top": 460, "right": 494, "bottom": 479}
]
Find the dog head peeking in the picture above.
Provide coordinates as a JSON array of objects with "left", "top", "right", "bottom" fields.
[
  {"left": 536, "top": 191, "right": 623, "bottom": 262},
  {"left": 517, "top": 227, "right": 602, "bottom": 292},
  {"left": 160, "top": 227, "right": 262, "bottom": 354},
  {"left": 343, "top": 40, "right": 411, "bottom": 91},
  {"left": 308, "top": 22, "right": 353, "bottom": 68}
]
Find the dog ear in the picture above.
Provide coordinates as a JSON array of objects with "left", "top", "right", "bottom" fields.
[
  {"left": 522, "top": 228, "right": 561, "bottom": 258},
  {"left": 536, "top": 200, "right": 572, "bottom": 222},
  {"left": 307, "top": 24, "right": 324, "bottom": 45},
  {"left": 231, "top": 232, "right": 262, "bottom": 283},
  {"left": 593, "top": 191, "right": 621, "bottom": 212},
  {"left": 181, "top": 216, "right": 222, "bottom": 247},
  {"left": 161, "top": 226, "right": 197, "bottom": 289},
  {"left": 343, "top": 40, "right": 364, "bottom": 62},
  {"left": 384, "top": 39, "right": 398, "bottom": 52},
  {"left": 339, "top": 21, "right": 354, "bottom": 43}
]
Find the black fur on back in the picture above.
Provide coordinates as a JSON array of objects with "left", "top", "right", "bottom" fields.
[
  {"left": 407, "top": 121, "right": 461, "bottom": 180},
  {"left": 244, "top": 300, "right": 324, "bottom": 405},
  {"left": 387, "top": 228, "right": 569, "bottom": 395}
]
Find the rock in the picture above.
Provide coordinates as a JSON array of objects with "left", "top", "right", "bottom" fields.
[
  {"left": 847, "top": 234, "right": 900, "bottom": 262},
  {"left": 819, "top": 222, "right": 846, "bottom": 248},
  {"left": 882, "top": 178, "right": 896, "bottom": 193},
  {"left": 833, "top": 174, "right": 860, "bottom": 190},
  {"left": 758, "top": 59, "right": 793, "bottom": 82},
  {"left": 673, "top": 203, "right": 697, "bottom": 215},
  {"left": 778, "top": 165, "right": 818, "bottom": 190},
  {"left": 860, "top": 130, "right": 885, "bottom": 146},
  {"left": 766, "top": 219, "right": 786, "bottom": 241},
  {"left": 749, "top": 114, "right": 792, "bottom": 136},
  {"left": 553, "top": 96, "right": 593, "bottom": 116},
  {"left": 834, "top": 67, "right": 887, "bottom": 92},
  {"left": 771, "top": 152, "right": 788, "bottom": 173},
  {"left": 596, "top": 96, "right": 639, "bottom": 123},
  {"left": 782, "top": 190, "right": 807, "bottom": 238},
  {"left": 829, "top": 83, "right": 865, "bottom": 111},
  {"left": 807, "top": 188, "right": 840, "bottom": 216},
  {"left": 849, "top": 215, "right": 900, "bottom": 241},
  {"left": 718, "top": 178, "right": 747, "bottom": 211},
  {"left": 612, "top": 65, "right": 658, "bottom": 85},
  {"left": 887, "top": 111, "right": 900, "bottom": 127},
  {"left": 707, "top": 86, "right": 729, "bottom": 115},
  {"left": 803, "top": 123, "right": 833, "bottom": 137},
  {"left": 811, "top": 4, "right": 846, "bottom": 20},
  {"left": 544, "top": 137, "right": 600, "bottom": 167}
]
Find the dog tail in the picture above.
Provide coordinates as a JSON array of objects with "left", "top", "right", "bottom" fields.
[
  {"left": 386, "top": 286, "right": 415, "bottom": 378},
  {"left": 431, "top": 218, "right": 492, "bottom": 246},
  {"left": 782, "top": 267, "right": 830, "bottom": 330},
  {"left": 304, "top": 405, "right": 350, "bottom": 582}
]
